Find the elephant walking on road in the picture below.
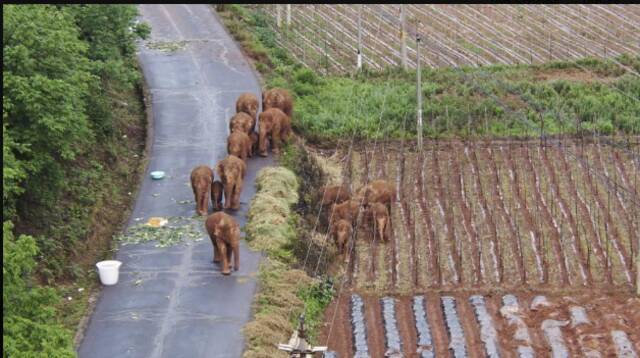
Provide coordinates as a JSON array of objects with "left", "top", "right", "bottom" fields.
[
  {"left": 190, "top": 165, "right": 214, "bottom": 216},
  {"left": 216, "top": 155, "right": 246, "bottom": 210},
  {"left": 205, "top": 212, "right": 240, "bottom": 275}
]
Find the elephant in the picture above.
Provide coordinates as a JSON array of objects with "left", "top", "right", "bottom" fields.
[
  {"left": 331, "top": 219, "right": 352, "bottom": 256},
  {"left": 216, "top": 155, "right": 246, "bottom": 210},
  {"left": 227, "top": 131, "right": 252, "bottom": 161},
  {"left": 211, "top": 180, "right": 224, "bottom": 211},
  {"left": 236, "top": 92, "right": 259, "bottom": 131},
  {"left": 357, "top": 179, "right": 396, "bottom": 212},
  {"left": 249, "top": 132, "right": 259, "bottom": 157},
  {"left": 205, "top": 211, "right": 240, "bottom": 275},
  {"left": 330, "top": 199, "right": 361, "bottom": 225},
  {"left": 367, "top": 202, "right": 390, "bottom": 242},
  {"left": 262, "top": 87, "right": 293, "bottom": 118},
  {"left": 318, "top": 184, "right": 351, "bottom": 206},
  {"left": 190, "top": 165, "right": 214, "bottom": 216},
  {"left": 258, "top": 107, "right": 291, "bottom": 156},
  {"left": 229, "top": 112, "right": 254, "bottom": 135}
]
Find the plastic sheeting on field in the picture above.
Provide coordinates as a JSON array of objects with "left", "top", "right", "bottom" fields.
[
  {"left": 500, "top": 294, "right": 534, "bottom": 358},
  {"left": 441, "top": 296, "right": 467, "bottom": 358},
  {"left": 541, "top": 319, "right": 570, "bottom": 358},
  {"left": 351, "top": 294, "right": 370, "bottom": 358},
  {"left": 412, "top": 296, "right": 434, "bottom": 358},
  {"left": 469, "top": 295, "right": 500, "bottom": 358},
  {"left": 381, "top": 297, "right": 403, "bottom": 357},
  {"left": 611, "top": 330, "right": 638, "bottom": 358}
]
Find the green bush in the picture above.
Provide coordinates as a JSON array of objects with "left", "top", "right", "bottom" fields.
[{"left": 3, "top": 221, "right": 75, "bottom": 357}]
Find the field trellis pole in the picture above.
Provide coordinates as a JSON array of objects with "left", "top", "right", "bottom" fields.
[
  {"left": 400, "top": 5, "right": 408, "bottom": 70},
  {"left": 276, "top": 4, "right": 282, "bottom": 28},
  {"left": 286, "top": 4, "right": 291, "bottom": 27},
  {"left": 357, "top": 4, "right": 362, "bottom": 70},
  {"left": 416, "top": 26, "right": 423, "bottom": 153}
]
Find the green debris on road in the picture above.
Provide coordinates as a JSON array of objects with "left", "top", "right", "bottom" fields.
[{"left": 113, "top": 216, "right": 206, "bottom": 248}]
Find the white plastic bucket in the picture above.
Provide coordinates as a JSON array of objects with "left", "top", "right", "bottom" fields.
[{"left": 96, "top": 260, "right": 122, "bottom": 285}]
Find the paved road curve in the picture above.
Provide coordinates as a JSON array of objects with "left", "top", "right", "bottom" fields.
[{"left": 78, "top": 5, "right": 272, "bottom": 357}]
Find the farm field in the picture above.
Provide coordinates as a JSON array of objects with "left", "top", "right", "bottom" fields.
[
  {"left": 310, "top": 138, "right": 639, "bottom": 356},
  {"left": 254, "top": 4, "right": 640, "bottom": 73}
]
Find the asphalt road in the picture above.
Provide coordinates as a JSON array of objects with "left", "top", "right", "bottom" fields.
[{"left": 78, "top": 5, "right": 272, "bottom": 357}]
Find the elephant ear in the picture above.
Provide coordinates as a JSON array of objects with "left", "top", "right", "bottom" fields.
[{"left": 216, "top": 160, "right": 225, "bottom": 178}]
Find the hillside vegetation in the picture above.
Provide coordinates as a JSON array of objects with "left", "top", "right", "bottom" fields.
[{"left": 3, "top": 5, "right": 149, "bottom": 355}]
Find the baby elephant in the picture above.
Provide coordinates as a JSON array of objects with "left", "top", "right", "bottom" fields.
[
  {"left": 216, "top": 155, "right": 246, "bottom": 210},
  {"left": 211, "top": 180, "right": 224, "bottom": 211},
  {"left": 190, "top": 165, "right": 214, "bottom": 216},
  {"left": 331, "top": 219, "right": 352, "bottom": 256},
  {"left": 205, "top": 212, "right": 240, "bottom": 275},
  {"left": 367, "top": 202, "right": 390, "bottom": 242},
  {"left": 249, "top": 132, "right": 259, "bottom": 157},
  {"left": 227, "top": 131, "right": 252, "bottom": 161},
  {"left": 229, "top": 112, "right": 254, "bottom": 135}
]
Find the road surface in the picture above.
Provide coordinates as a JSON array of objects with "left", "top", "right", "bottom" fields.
[{"left": 78, "top": 5, "right": 271, "bottom": 357}]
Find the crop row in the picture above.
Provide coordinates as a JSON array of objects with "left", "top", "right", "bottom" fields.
[
  {"left": 338, "top": 140, "right": 638, "bottom": 292},
  {"left": 252, "top": 4, "right": 640, "bottom": 73}
]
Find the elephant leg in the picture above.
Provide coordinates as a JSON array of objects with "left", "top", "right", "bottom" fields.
[
  {"left": 233, "top": 180, "right": 243, "bottom": 210},
  {"left": 217, "top": 239, "right": 230, "bottom": 275},
  {"left": 223, "top": 182, "right": 233, "bottom": 210},
  {"left": 199, "top": 191, "right": 208, "bottom": 216},
  {"left": 271, "top": 125, "right": 282, "bottom": 154},
  {"left": 213, "top": 238, "right": 221, "bottom": 263},
  {"left": 233, "top": 241, "right": 240, "bottom": 271},
  {"left": 225, "top": 242, "right": 233, "bottom": 266}
]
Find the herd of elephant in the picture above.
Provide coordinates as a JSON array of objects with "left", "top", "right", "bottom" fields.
[
  {"left": 319, "top": 179, "right": 396, "bottom": 258},
  {"left": 189, "top": 88, "right": 293, "bottom": 275}
]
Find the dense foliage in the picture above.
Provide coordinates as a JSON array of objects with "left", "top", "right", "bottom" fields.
[
  {"left": 3, "top": 5, "right": 148, "bottom": 355},
  {"left": 221, "top": 5, "right": 639, "bottom": 141}
]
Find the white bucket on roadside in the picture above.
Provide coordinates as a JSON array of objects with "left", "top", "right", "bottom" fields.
[{"left": 96, "top": 260, "right": 122, "bottom": 285}]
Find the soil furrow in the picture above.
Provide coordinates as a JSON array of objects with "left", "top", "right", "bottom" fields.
[
  {"left": 364, "top": 295, "right": 387, "bottom": 358},
  {"left": 434, "top": 143, "right": 463, "bottom": 285},
  {"left": 557, "top": 146, "right": 611, "bottom": 284},
  {"left": 540, "top": 146, "right": 590, "bottom": 285},
  {"left": 424, "top": 293, "right": 450, "bottom": 357},
  {"left": 469, "top": 144, "right": 503, "bottom": 284},
  {"left": 524, "top": 145, "right": 569, "bottom": 285},
  {"left": 485, "top": 145, "right": 526, "bottom": 285},
  {"left": 503, "top": 144, "right": 546, "bottom": 284},
  {"left": 455, "top": 294, "right": 486, "bottom": 358},
  {"left": 418, "top": 146, "right": 440, "bottom": 287},
  {"left": 450, "top": 143, "right": 483, "bottom": 284},
  {"left": 575, "top": 146, "right": 632, "bottom": 284},
  {"left": 395, "top": 297, "right": 418, "bottom": 357}
]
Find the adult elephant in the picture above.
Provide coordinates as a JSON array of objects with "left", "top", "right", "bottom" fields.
[
  {"left": 216, "top": 154, "right": 246, "bottom": 210},
  {"left": 190, "top": 165, "right": 214, "bottom": 216},
  {"left": 205, "top": 211, "right": 240, "bottom": 275},
  {"left": 357, "top": 179, "right": 396, "bottom": 212},
  {"left": 262, "top": 87, "right": 293, "bottom": 118},
  {"left": 227, "top": 131, "right": 252, "bottom": 161},
  {"left": 258, "top": 107, "right": 291, "bottom": 156},
  {"left": 235, "top": 92, "right": 259, "bottom": 131}
]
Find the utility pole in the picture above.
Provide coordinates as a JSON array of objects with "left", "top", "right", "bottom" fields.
[
  {"left": 357, "top": 4, "right": 363, "bottom": 70},
  {"left": 277, "top": 315, "right": 328, "bottom": 357},
  {"left": 276, "top": 4, "right": 282, "bottom": 28},
  {"left": 286, "top": 4, "right": 291, "bottom": 27},
  {"left": 400, "top": 5, "right": 407, "bottom": 70},
  {"left": 416, "top": 24, "right": 423, "bottom": 152}
]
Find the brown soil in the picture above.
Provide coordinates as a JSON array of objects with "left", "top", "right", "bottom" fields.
[
  {"left": 533, "top": 68, "right": 619, "bottom": 83},
  {"left": 363, "top": 295, "right": 386, "bottom": 358}
]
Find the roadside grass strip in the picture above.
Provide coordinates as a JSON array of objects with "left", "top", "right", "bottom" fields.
[
  {"left": 441, "top": 296, "right": 468, "bottom": 358},
  {"left": 469, "top": 295, "right": 501, "bottom": 357},
  {"left": 412, "top": 296, "right": 434, "bottom": 358}
]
